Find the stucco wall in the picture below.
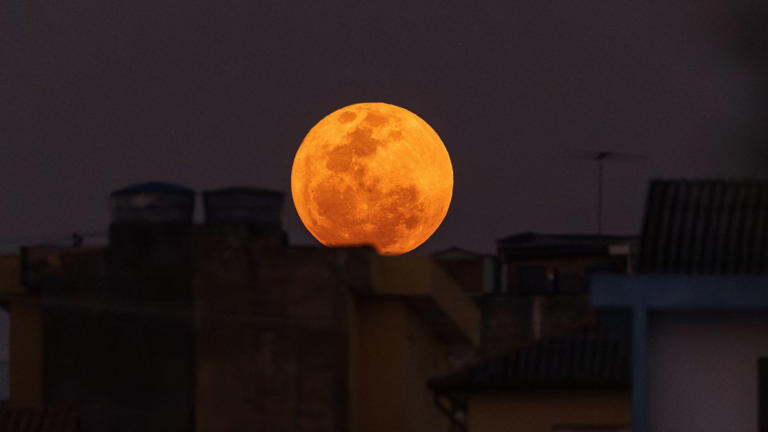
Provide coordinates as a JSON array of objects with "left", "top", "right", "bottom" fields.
[
  {"left": 195, "top": 242, "right": 351, "bottom": 432},
  {"left": 353, "top": 298, "right": 451, "bottom": 432},
  {"left": 649, "top": 311, "right": 768, "bottom": 432},
  {"left": 468, "top": 391, "right": 630, "bottom": 432},
  {"left": 0, "top": 308, "right": 8, "bottom": 401}
]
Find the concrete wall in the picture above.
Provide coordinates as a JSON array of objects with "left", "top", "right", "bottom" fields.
[
  {"left": 468, "top": 391, "right": 630, "bottom": 432},
  {"left": 22, "top": 228, "right": 195, "bottom": 432},
  {"left": 17, "top": 226, "right": 474, "bottom": 432},
  {"left": 482, "top": 295, "right": 533, "bottom": 354},
  {"left": 433, "top": 254, "right": 496, "bottom": 295},
  {"left": 504, "top": 255, "right": 627, "bottom": 295},
  {"left": 0, "top": 307, "right": 8, "bottom": 401},
  {"left": 482, "top": 294, "right": 595, "bottom": 356},
  {"left": 9, "top": 298, "right": 43, "bottom": 406},
  {"left": 0, "top": 255, "right": 22, "bottom": 295},
  {"left": 43, "top": 305, "right": 194, "bottom": 432},
  {"left": 648, "top": 311, "right": 768, "bottom": 432},
  {"left": 353, "top": 299, "right": 451, "bottom": 432},
  {"left": 367, "top": 254, "right": 481, "bottom": 347},
  {"left": 0, "top": 255, "right": 15, "bottom": 402},
  {"left": 194, "top": 235, "right": 352, "bottom": 432}
]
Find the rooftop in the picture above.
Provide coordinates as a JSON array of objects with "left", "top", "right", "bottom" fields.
[
  {"left": 638, "top": 179, "right": 768, "bottom": 274},
  {"left": 428, "top": 327, "right": 630, "bottom": 392},
  {"left": 497, "top": 232, "right": 637, "bottom": 258}
]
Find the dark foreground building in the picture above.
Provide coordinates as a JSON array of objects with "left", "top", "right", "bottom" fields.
[
  {"left": 428, "top": 232, "right": 637, "bottom": 431},
  {"left": 5, "top": 183, "right": 479, "bottom": 432},
  {"left": 592, "top": 179, "right": 768, "bottom": 432}
]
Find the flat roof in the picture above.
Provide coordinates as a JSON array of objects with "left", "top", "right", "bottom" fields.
[{"left": 591, "top": 274, "right": 768, "bottom": 310}]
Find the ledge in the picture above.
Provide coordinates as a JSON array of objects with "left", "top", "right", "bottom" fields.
[
  {"left": 591, "top": 274, "right": 768, "bottom": 310},
  {"left": 369, "top": 255, "right": 481, "bottom": 346}
]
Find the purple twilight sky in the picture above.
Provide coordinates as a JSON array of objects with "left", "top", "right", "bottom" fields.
[{"left": 2, "top": 0, "right": 768, "bottom": 254}]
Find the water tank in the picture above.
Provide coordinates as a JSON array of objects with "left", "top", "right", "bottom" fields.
[
  {"left": 203, "top": 187, "right": 284, "bottom": 226},
  {"left": 110, "top": 182, "right": 195, "bottom": 223}
]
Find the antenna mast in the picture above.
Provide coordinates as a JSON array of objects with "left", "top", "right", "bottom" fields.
[{"left": 596, "top": 152, "right": 607, "bottom": 234}]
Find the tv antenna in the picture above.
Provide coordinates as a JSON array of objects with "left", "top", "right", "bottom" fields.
[{"left": 568, "top": 151, "right": 645, "bottom": 234}]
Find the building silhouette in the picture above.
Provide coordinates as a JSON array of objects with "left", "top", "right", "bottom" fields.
[
  {"left": 592, "top": 179, "right": 768, "bottom": 432},
  {"left": 429, "top": 233, "right": 637, "bottom": 431},
  {"left": 0, "top": 180, "right": 694, "bottom": 432},
  {"left": 1, "top": 182, "right": 479, "bottom": 432}
]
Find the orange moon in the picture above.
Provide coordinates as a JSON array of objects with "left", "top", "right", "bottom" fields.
[{"left": 291, "top": 102, "right": 453, "bottom": 255}]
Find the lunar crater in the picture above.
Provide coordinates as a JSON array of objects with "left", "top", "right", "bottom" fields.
[{"left": 292, "top": 102, "right": 452, "bottom": 255}]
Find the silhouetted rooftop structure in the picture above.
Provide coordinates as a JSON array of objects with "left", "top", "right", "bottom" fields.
[
  {"left": 498, "top": 232, "right": 637, "bottom": 258},
  {"left": 202, "top": 187, "right": 284, "bottom": 225},
  {"left": 432, "top": 246, "right": 486, "bottom": 259},
  {"left": 428, "top": 327, "right": 630, "bottom": 392},
  {"left": 638, "top": 179, "right": 768, "bottom": 273},
  {"left": 109, "top": 181, "right": 195, "bottom": 197},
  {"left": 110, "top": 181, "right": 195, "bottom": 224},
  {"left": 592, "top": 178, "right": 768, "bottom": 432},
  {"left": 431, "top": 247, "right": 498, "bottom": 296},
  {"left": 8, "top": 182, "right": 480, "bottom": 432}
]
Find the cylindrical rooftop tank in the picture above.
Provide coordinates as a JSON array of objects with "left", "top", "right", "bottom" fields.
[
  {"left": 110, "top": 182, "right": 195, "bottom": 223},
  {"left": 203, "top": 187, "right": 284, "bottom": 226}
]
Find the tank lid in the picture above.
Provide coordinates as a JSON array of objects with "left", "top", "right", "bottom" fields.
[
  {"left": 202, "top": 186, "right": 283, "bottom": 198},
  {"left": 203, "top": 186, "right": 284, "bottom": 225}
]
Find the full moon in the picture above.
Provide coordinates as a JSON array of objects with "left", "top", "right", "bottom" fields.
[{"left": 291, "top": 102, "right": 453, "bottom": 255}]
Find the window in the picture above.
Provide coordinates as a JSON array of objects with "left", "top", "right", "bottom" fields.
[{"left": 517, "top": 266, "right": 557, "bottom": 294}]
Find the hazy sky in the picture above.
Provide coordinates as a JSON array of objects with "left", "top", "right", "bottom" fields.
[{"left": 2, "top": 0, "right": 768, "bottom": 254}]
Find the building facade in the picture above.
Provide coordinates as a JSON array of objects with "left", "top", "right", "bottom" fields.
[
  {"left": 592, "top": 180, "right": 768, "bottom": 432},
  {"left": 4, "top": 182, "right": 480, "bottom": 432},
  {"left": 428, "top": 233, "right": 638, "bottom": 432},
  {"left": 429, "top": 327, "right": 632, "bottom": 432}
]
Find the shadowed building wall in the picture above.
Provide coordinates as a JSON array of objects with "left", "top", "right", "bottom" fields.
[
  {"left": 22, "top": 228, "right": 195, "bottom": 432},
  {"left": 591, "top": 179, "right": 768, "bottom": 432},
  {"left": 468, "top": 392, "right": 630, "bottom": 432},
  {"left": 13, "top": 183, "right": 480, "bottom": 432},
  {"left": 193, "top": 229, "right": 352, "bottom": 432},
  {"left": 353, "top": 299, "right": 451, "bottom": 432},
  {"left": 649, "top": 312, "right": 768, "bottom": 432},
  {"left": 429, "top": 327, "right": 632, "bottom": 432}
]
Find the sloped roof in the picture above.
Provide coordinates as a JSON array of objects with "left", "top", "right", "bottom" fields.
[
  {"left": 638, "top": 180, "right": 768, "bottom": 273},
  {"left": 428, "top": 327, "right": 630, "bottom": 392},
  {"left": 432, "top": 246, "right": 491, "bottom": 260}
]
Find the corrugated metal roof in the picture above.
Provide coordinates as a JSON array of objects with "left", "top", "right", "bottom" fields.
[
  {"left": 638, "top": 180, "right": 768, "bottom": 273},
  {"left": 428, "top": 327, "right": 630, "bottom": 392},
  {"left": 0, "top": 406, "right": 79, "bottom": 432}
]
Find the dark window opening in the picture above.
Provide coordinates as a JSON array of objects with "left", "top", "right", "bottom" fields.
[{"left": 518, "top": 266, "right": 558, "bottom": 295}]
